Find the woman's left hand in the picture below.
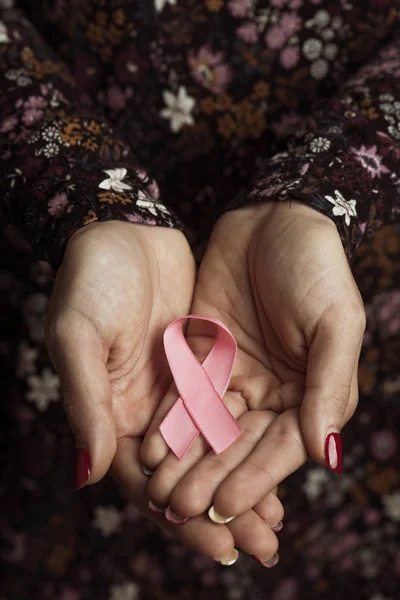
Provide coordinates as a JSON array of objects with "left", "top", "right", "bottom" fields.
[{"left": 140, "top": 201, "right": 366, "bottom": 522}]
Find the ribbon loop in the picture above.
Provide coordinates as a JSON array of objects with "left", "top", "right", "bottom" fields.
[{"left": 160, "top": 315, "right": 241, "bottom": 459}]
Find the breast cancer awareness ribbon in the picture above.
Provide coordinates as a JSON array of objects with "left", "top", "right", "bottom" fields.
[{"left": 159, "top": 315, "right": 241, "bottom": 460}]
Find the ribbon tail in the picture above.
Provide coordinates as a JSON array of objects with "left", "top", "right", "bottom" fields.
[{"left": 159, "top": 398, "right": 200, "bottom": 459}]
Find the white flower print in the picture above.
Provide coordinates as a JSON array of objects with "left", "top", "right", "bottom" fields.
[
  {"left": 309, "top": 136, "right": 331, "bottom": 153},
  {"left": 93, "top": 506, "right": 122, "bottom": 537},
  {"left": 136, "top": 190, "right": 171, "bottom": 216},
  {"left": 43, "top": 142, "right": 60, "bottom": 158},
  {"left": 310, "top": 58, "right": 328, "bottom": 80},
  {"left": 5, "top": 67, "right": 32, "bottom": 87},
  {"left": 324, "top": 43, "right": 338, "bottom": 61},
  {"left": 160, "top": 86, "right": 195, "bottom": 133},
  {"left": 321, "top": 28, "right": 335, "bottom": 41},
  {"left": 17, "top": 341, "right": 38, "bottom": 378},
  {"left": 0, "top": 20, "right": 10, "bottom": 43},
  {"left": 382, "top": 490, "right": 400, "bottom": 522},
  {"left": 154, "top": 0, "right": 176, "bottom": 12},
  {"left": 41, "top": 126, "right": 61, "bottom": 143},
  {"left": 26, "top": 368, "right": 60, "bottom": 412},
  {"left": 302, "top": 467, "right": 330, "bottom": 501},
  {"left": 314, "top": 10, "right": 330, "bottom": 28},
  {"left": 325, "top": 189, "right": 357, "bottom": 226},
  {"left": 99, "top": 168, "right": 133, "bottom": 192},
  {"left": 109, "top": 582, "right": 140, "bottom": 600},
  {"left": 303, "top": 38, "right": 322, "bottom": 61}
]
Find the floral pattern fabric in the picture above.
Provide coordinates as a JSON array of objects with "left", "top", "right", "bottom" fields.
[{"left": 0, "top": 0, "right": 400, "bottom": 599}]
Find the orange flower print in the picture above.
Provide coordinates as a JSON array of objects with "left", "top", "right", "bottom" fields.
[{"left": 205, "top": 0, "right": 223, "bottom": 10}]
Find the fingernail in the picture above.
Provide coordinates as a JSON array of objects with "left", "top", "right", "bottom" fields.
[
  {"left": 270, "top": 521, "right": 283, "bottom": 532},
  {"left": 214, "top": 549, "right": 239, "bottom": 566},
  {"left": 74, "top": 448, "right": 91, "bottom": 490},
  {"left": 165, "top": 506, "right": 189, "bottom": 525},
  {"left": 252, "top": 552, "right": 279, "bottom": 568},
  {"left": 148, "top": 500, "right": 165, "bottom": 514},
  {"left": 208, "top": 505, "right": 235, "bottom": 524},
  {"left": 142, "top": 465, "right": 154, "bottom": 477},
  {"left": 325, "top": 432, "right": 343, "bottom": 474}
]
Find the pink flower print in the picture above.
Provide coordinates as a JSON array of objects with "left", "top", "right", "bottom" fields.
[
  {"left": 273, "top": 578, "right": 298, "bottom": 600},
  {"left": 106, "top": 84, "right": 126, "bottom": 111},
  {"left": 236, "top": 21, "right": 258, "bottom": 43},
  {"left": 333, "top": 510, "right": 352, "bottom": 531},
  {"left": 265, "top": 26, "right": 286, "bottom": 50},
  {"left": 48, "top": 192, "right": 69, "bottom": 217},
  {"left": 24, "top": 95, "right": 47, "bottom": 110},
  {"left": 363, "top": 508, "right": 381, "bottom": 526},
  {"left": 370, "top": 429, "right": 398, "bottom": 461},
  {"left": 290, "top": 0, "right": 303, "bottom": 7},
  {"left": 280, "top": 45, "right": 300, "bottom": 69},
  {"left": 377, "top": 290, "right": 400, "bottom": 337},
  {"left": 124, "top": 212, "right": 156, "bottom": 225},
  {"left": 22, "top": 108, "right": 43, "bottom": 126},
  {"left": 271, "top": 0, "right": 288, "bottom": 7},
  {"left": 350, "top": 145, "right": 390, "bottom": 178},
  {"left": 0, "top": 115, "right": 18, "bottom": 133},
  {"left": 227, "top": 0, "right": 251, "bottom": 18},
  {"left": 188, "top": 46, "right": 233, "bottom": 95},
  {"left": 280, "top": 12, "right": 302, "bottom": 36}
]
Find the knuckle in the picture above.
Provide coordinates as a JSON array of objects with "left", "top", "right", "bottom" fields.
[
  {"left": 172, "top": 479, "right": 208, "bottom": 516},
  {"left": 147, "top": 476, "right": 171, "bottom": 507},
  {"left": 140, "top": 436, "right": 168, "bottom": 471}
]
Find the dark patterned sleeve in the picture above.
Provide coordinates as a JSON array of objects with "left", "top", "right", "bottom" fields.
[
  {"left": 0, "top": 5, "right": 183, "bottom": 271},
  {"left": 229, "top": 35, "right": 400, "bottom": 262}
]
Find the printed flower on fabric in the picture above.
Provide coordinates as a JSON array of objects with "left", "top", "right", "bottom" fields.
[
  {"left": 26, "top": 368, "right": 60, "bottom": 412},
  {"left": 154, "top": 0, "right": 176, "bottom": 13},
  {"left": 350, "top": 145, "right": 390, "bottom": 179},
  {"left": 93, "top": 506, "right": 122, "bottom": 537},
  {"left": 325, "top": 190, "right": 357, "bottom": 226},
  {"left": 161, "top": 86, "right": 195, "bottom": 133},
  {"left": 0, "top": 20, "right": 10, "bottom": 43},
  {"left": 188, "top": 46, "right": 232, "bottom": 95},
  {"left": 228, "top": 0, "right": 252, "bottom": 18},
  {"left": 109, "top": 582, "right": 140, "bottom": 600},
  {"left": 99, "top": 168, "right": 133, "bottom": 192},
  {"left": 382, "top": 490, "right": 400, "bottom": 522},
  {"left": 136, "top": 190, "right": 171, "bottom": 217}
]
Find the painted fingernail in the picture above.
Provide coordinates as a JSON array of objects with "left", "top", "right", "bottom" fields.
[
  {"left": 142, "top": 465, "right": 154, "bottom": 477},
  {"left": 270, "top": 521, "right": 283, "bottom": 532},
  {"left": 252, "top": 552, "right": 279, "bottom": 568},
  {"left": 148, "top": 500, "right": 165, "bottom": 514},
  {"left": 214, "top": 549, "right": 239, "bottom": 566},
  {"left": 325, "top": 432, "right": 343, "bottom": 474},
  {"left": 208, "top": 505, "right": 235, "bottom": 524},
  {"left": 165, "top": 506, "right": 189, "bottom": 525},
  {"left": 74, "top": 448, "right": 91, "bottom": 490}
]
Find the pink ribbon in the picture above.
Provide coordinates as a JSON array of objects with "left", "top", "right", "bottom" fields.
[{"left": 160, "top": 315, "right": 242, "bottom": 460}]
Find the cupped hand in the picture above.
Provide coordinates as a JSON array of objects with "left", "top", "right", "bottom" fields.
[
  {"left": 46, "top": 220, "right": 282, "bottom": 564},
  {"left": 141, "top": 201, "right": 366, "bottom": 523}
]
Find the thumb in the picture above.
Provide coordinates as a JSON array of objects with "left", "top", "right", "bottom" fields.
[
  {"left": 46, "top": 313, "right": 116, "bottom": 489},
  {"left": 300, "top": 304, "right": 365, "bottom": 473}
]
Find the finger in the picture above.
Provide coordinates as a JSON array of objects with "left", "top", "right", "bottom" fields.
[
  {"left": 111, "top": 437, "right": 239, "bottom": 566},
  {"left": 227, "top": 511, "right": 280, "bottom": 568},
  {"left": 210, "top": 408, "right": 306, "bottom": 520},
  {"left": 253, "top": 492, "right": 284, "bottom": 531},
  {"left": 153, "top": 410, "right": 275, "bottom": 517},
  {"left": 140, "top": 383, "right": 248, "bottom": 476},
  {"left": 46, "top": 311, "right": 115, "bottom": 488},
  {"left": 300, "top": 304, "right": 365, "bottom": 473}
]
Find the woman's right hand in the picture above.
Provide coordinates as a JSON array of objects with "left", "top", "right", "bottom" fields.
[{"left": 46, "top": 220, "right": 283, "bottom": 565}]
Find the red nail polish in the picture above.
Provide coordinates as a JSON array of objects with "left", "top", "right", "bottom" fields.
[
  {"left": 74, "top": 448, "right": 91, "bottom": 490},
  {"left": 165, "top": 506, "right": 188, "bottom": 525},
  {"left": 251, "top": 555, "right": 264, "bottom": 565},
  {"left": 325, "top": 432, "right": 343, "bottom": 474}
]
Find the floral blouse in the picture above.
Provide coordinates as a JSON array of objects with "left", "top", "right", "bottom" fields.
[
  {"left": 1, "top": 3, "right": 400, "bottom": 600},
  {"left": 0, "top": 0, "right": 399, "bottom": 270}
]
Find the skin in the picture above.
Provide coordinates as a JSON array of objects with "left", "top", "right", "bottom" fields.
[
  {"left": 140, "top": 202, "right": 366, "bottom": 521},
  {"left": 45, "top": 220, "right": 282, "bottom": 565}
]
